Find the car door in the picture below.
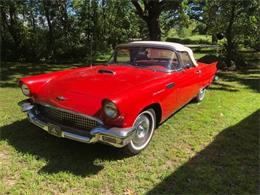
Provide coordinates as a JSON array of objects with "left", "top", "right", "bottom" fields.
[
  {"left": 176, "top": 51, "right": 200, "bottom": 106},
  {"left": 159, "top": 51, "right": 198, "bottom": 119},
  {"left": 156, "top": 51, "right": 201, "bottom": 120}
]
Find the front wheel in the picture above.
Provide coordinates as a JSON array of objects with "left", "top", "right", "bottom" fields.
[
  {"left": 124, "top": 109, "right": 156, "bottom": 155},
  {"left": 195, "top": 88, "right": 206, "bottom": 102}
]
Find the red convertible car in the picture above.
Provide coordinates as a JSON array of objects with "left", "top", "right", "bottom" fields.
[{"left": 18, "top": 41, "right": 217, "bottom": 154}]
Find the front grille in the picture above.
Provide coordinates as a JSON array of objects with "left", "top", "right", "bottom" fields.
[{"left": 37, "top": 104, "right": 100, "bottom": 131}]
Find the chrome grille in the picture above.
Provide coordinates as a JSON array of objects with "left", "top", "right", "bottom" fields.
[{"left": 37, "top": 104, "right": 99, "bottom": 130}]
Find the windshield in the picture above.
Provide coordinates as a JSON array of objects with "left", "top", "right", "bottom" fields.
[{"left": 108, "top": 47, "right": 180, "bottom": 72}]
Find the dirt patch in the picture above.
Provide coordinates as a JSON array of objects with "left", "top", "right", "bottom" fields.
[
  {"left": 2, "top": 176, "right": 17, "bottom": 188},
  {"left": 123, "top": 188, "right": 137, "bottom": 195},
  {"left": 0, "top": 150, "right": 10, "bottom": 165},
  {"left": 100, "top": 185, "right": 113, "bottom": 195}
]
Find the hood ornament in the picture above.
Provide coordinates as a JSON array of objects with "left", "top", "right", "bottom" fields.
[{"left": 56, "top": 96, "right": 67, "bottom": 101}]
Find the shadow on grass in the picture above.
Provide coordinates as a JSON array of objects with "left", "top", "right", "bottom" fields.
[
  {"left": 219, "top": 72, "right": 260, "bottom": 93},
  {"left": 208, "top": 82, "right": 240, "bottom": 92},
  {"left": 0, "top": 62, "right": 86, "bottom": 88},
  {"left": 147, "top": 110, "right": 260, "bottom": 194},
  {"left": 0, "top": 119, "right": 130, "bottom": 177},
  {"left": 0, "top": 61, "right": 108, "bottom": 88}
]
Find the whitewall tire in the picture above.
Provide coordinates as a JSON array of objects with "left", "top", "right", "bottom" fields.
[{"left": 124, "top": 109, "right": 156, "bottom": 155}]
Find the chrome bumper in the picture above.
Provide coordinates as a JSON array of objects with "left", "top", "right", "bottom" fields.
[{"left": 18, "top": 100, "right": 135, "bottom": 148}]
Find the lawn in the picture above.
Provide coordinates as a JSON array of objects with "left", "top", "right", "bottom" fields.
[{"left": 0, "top": 61, "right": 259, "bottom": 194}]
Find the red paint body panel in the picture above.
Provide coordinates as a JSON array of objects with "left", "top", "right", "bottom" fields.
[{"left": 19, "top": 61, "right": 217, "bottom": 128}]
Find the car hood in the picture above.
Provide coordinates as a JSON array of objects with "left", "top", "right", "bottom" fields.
[{"left": 36, "top": 64, "right": 166, "bottom": 116}]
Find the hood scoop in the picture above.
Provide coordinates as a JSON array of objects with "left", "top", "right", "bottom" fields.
[{"left": 98, "top": 69, "right": 115, "bottom": 75}]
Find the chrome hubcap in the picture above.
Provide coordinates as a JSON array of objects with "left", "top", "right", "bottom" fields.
[
  {"left": 132, "top": 114, "right": 151, "bottom": 147},
  {"left": 199, "top": 89, "right": 205, "bottom": 100}
]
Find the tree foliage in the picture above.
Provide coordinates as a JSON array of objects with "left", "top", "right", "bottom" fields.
[
  {"left": 0, "top": 0, "right": 259, "bottom": 65},
  {"left": 131, "top": 0, "right": 182, "bottom": 40},
  {"left": 204, "top": 0, "right": 260, "bottom": 66},
  {"left": 1, "top": 0, "right": 140, "bottom": 62}
]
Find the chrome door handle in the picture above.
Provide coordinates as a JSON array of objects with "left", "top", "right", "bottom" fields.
[{"left": 166, "top": 83, "right": 175, "bottom": 89}]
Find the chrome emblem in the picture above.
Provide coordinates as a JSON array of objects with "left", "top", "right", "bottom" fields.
[{"left": 56, "top": 96, "right": 67, "bottom": 101}]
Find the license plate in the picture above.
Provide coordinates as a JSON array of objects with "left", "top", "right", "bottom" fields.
[{"left": 48, "top": 124, "right": 62, "bottom": 137}]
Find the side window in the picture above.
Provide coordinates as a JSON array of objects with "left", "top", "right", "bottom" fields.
[
  {"left": 170, "top": 52, "right": 181, "bottom": 70},
  {"left": 116, "top": 49, "right": 130, "bottom": 63},
  {"left": 179, "top": 52, "right": 194, "bottom": 68}
]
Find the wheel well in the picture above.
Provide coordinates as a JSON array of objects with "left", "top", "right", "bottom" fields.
[{"left": 142, "top": 103, "right": 162, "bottom": 127}]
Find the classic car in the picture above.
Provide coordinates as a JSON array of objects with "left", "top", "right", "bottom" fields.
[{"left": 18, "top": 41, "right": 217, "bottom": 154}]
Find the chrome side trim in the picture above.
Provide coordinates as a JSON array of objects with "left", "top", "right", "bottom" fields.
[{"left": 36, "top": 101, "right": 103, "bottom": 125}]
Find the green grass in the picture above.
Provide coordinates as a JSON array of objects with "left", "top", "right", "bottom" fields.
[
  {"left": 165, "top": 32, "right": 212, "bottom": 45},
  {"left": 0, "top": 61, "right": 259, "bottom": 194}
]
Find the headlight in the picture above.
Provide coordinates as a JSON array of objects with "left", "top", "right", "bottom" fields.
[
  {"left": 103, "top": 100, "right": 118, "bottom": 119},
  {"left": 21, "top": 84, "right": 30, "bottom": 96}
]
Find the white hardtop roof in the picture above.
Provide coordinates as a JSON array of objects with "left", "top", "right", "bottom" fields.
[
  {"left": 130, "top": 41, "right": 189, "bottom": 51},
  {"left": 117, "top": 41, "right": 198, "bottom": 66}
]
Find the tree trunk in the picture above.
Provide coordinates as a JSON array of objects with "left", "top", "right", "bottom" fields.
[
  {"left": 59, "top": 0, "right": 69, "bottom": 44},
  {"left": 131, "top": 0, "right": 162, "bottom": 41},
  {"left": 146, "top": 16, "right": 161, "bottom": 41},
  {"left": 211, "top": 34, "right": 218, "bottom": 44},
  {"left": 225, "top": 4, "right": 236, "bottom": 67},
  {"left": 43, "top": 0, "right": 54, "bottom": 58},
  {"left": 1, "top": 2, "right": 22, "bottom": 58}
]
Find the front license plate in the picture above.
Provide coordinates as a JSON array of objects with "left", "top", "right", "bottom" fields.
[{"left": 48, "top": 124, "right": 62, "bottom": 137}]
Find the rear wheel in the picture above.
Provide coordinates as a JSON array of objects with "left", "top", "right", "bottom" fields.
[
  {"left": 124, "top": 109, "right": 156, "bottom": 155},
  {"left": 195, "top": 88, "right": 206, "bottom": 102}
]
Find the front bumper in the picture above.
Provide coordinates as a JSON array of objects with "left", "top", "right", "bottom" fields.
[{"left": 18, "top": 100, "right": 135, "bottom": 148}]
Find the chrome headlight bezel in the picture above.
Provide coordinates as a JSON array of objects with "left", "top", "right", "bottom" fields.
[
  {"left": 21, "top": 84, "right": 30, "bottom": 96},
  {"left": 103, "top": 100, "right": 118, "bottom": 119}
]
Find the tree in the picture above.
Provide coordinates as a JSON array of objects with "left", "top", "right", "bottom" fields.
[
  {"left": 204, "top": 0, "right": 259, "bottom": 67},
  {"left": 1, "top": 0, "right": 140, "bottom": 62},
  {"left": 131, "top": 0, "right": 181, "bottom": 40},
  {"left": 42, "top": 0, "right": 55, "bottom": 57},
  {"left": 1, "top": 1, "right": 23, "bottom": 58}
]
